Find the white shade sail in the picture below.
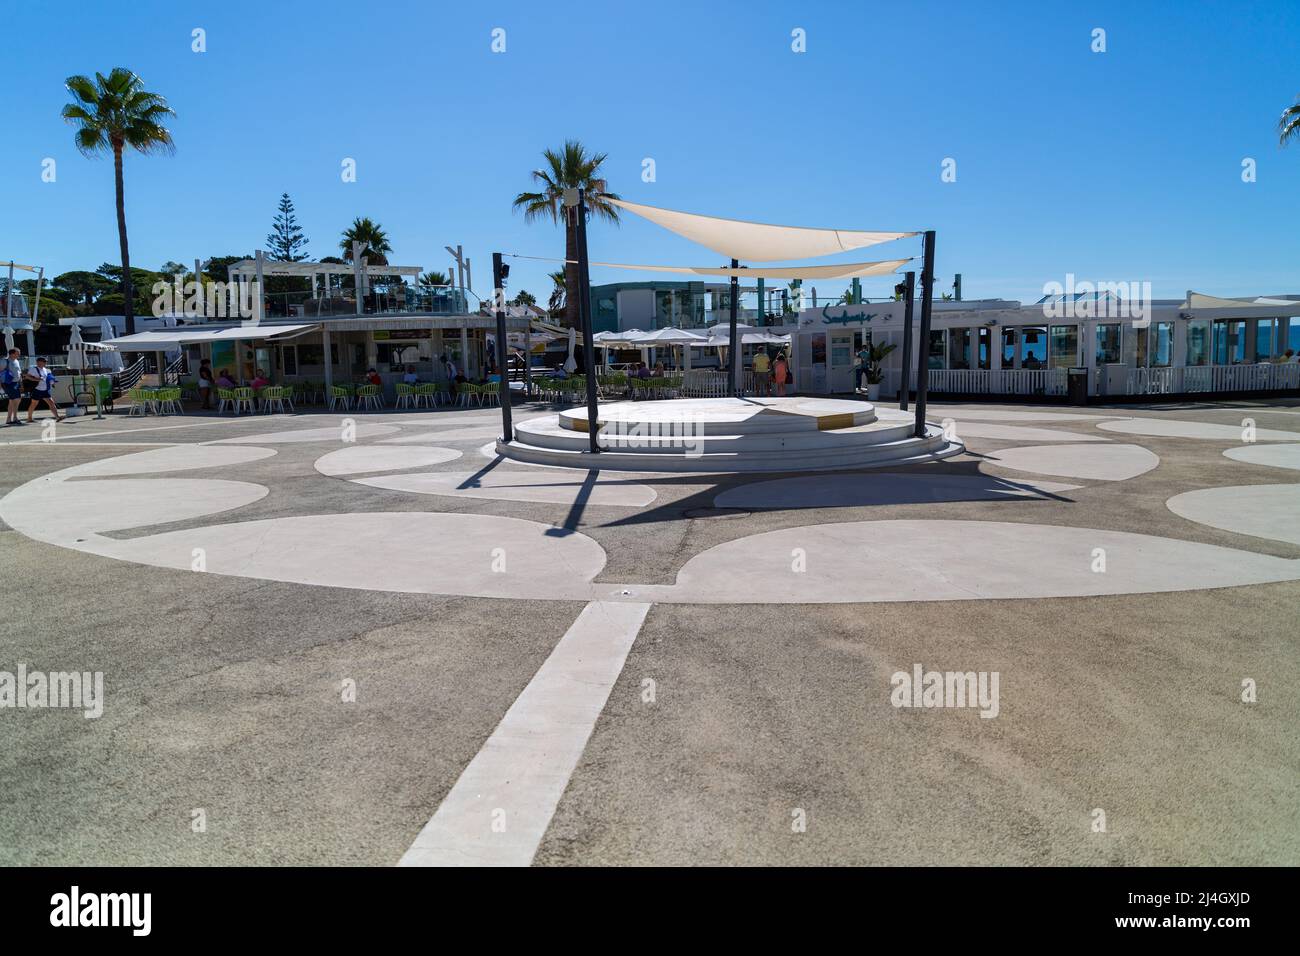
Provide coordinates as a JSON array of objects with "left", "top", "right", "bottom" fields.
[
  {"left": 590, "top": 257, "right": 911, "bottom": 280},
  {"left": 605, "top": 198, "right": 917, "bottom": 262}
]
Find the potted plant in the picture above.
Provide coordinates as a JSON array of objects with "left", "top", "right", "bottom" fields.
[{"left": 864, "top": 342, "right": 896, "bottom": 401}]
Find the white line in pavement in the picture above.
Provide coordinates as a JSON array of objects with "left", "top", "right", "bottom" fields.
[
  {"left": 399, "top": 600, "right": 651, "bottom": 867},
  {"left": 0, "top": 416, "right": 290, "bottom": 444}
]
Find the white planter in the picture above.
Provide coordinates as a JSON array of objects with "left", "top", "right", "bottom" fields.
[{"left": 865, "top": 383, "right": 881, "bottom": 401}]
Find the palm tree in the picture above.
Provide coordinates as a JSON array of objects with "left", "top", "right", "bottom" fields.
[
  {"left": 547, "top": 269, "right": 567, "bottom": 317},
  {"left": 512, "top": 140, "right": 620, "bottom": 327},
  {"left": 61, "top": 68, "right": 175, "bottom": 335},
  {"left": 340, "top": 217, "right": 392, "bottom": 265},
  {"left": 1280, "top": 94, "right": 1300, "bottom": 147},
  {"left": 419, "top": 270, "right": 451, "bottom": 288}
]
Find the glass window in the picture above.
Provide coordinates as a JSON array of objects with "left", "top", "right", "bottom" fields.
[
  {"left": 1186, "top": 320, "right": 1210, "bottom": 366},
  {"left": 927, "top": 329, "right": 945, "bottom": 369},
  {"left": 976, "top": 327, "right": 991, "bottom": 370},
  {"left": 1213, "top": 320, "right": 1245, "bottom": 365},
  {"left": 1021, "top": 326, "right": 1047, "bottom": 369},
  {"left": 1096, "top": 323, "right": 1121, "bottom": 365},
  {"left": 948, "top": 328, "right": 971, "bottom": 370},
  {"left": 1001, "top": 328, "right": 1017, "bottom": 366},
  {"left": 1254, "top": 319, "right": 1274, "bottom": 362},
  {"left": 1150, "top": 321, "right": 1173, "bottom": 367},
  {"left": 1287, "top": 317, "right": 1300, "bottom": 354},
  {"left": 1049, "top": 325, "right": 1077, "bottom": 368},
  {"left": 281, "top": 346, "right": 298, "bottom": 375}
]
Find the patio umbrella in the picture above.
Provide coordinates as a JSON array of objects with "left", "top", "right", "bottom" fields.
[{"left": 99, "top": 318, "right": 124, "bottom": 371}]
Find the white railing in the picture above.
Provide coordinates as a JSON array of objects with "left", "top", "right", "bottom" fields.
[
  {"left": 681, "top": 370, "right": 761, "bottom": 396},
  {"left": 926, "top": 368, "right": 1067, "bottom": 396},
  {"left": 1127, "top": 363, "right": 1300, "bottom": 395}
]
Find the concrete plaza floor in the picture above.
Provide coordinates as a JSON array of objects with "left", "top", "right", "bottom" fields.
[{"left": 1, "top": 396, "right": 1297, "bottom": 866}]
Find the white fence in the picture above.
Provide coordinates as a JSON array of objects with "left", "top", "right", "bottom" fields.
[
  {"left": 925, "top": 368, "right": 1068, "bottom": 397},
  {"left": 681, "top": 370, "right": 763, "bottom": 396},
  {"left": 1127, "top": 363, "right": 1300, "bottom": 395}
]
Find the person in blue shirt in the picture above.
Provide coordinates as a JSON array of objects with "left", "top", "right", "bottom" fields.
[
  {"left": 25, "top": 357, "right": 64, "bottom": 423},
  {"left": 3, "top": 349, "right": 25, "bottom": 426}
]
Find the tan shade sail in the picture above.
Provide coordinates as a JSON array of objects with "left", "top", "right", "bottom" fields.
[
  {"left": 606, "top": 198, "right": 917, "bottom": 262},
  {"left": 590, "top": 258, "right": 911, "bottom": 280}
]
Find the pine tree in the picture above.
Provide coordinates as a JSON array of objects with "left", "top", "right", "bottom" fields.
[{"left": 266, "top": 192, "right": 309, "bottom": 261}]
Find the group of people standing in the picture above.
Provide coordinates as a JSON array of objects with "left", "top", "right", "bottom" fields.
[
  {"left": 750, "top": 349, "right": 790, "bottom": 397},
  {"left": 3, "top": 349, "right": 64, "bottom": 426}
]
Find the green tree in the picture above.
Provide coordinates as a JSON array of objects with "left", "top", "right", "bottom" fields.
[
  {"left": 512, "top": 140, "right": 620, "bottom": 327},
  {"left": 339, "top": 217, "right": 391, "bottom": 265},
  {"left": 419, "top": 271, "right": 451, "bottom": 288},
  {"left": 53, "top": 270, "right": 114, "bottom": 308},
  {"left": 267, "top": 192, "right": 310, "bottom": 261},
  {"left": 1280, "top": 94, "right": 1300, "bottom": 147},
  {"left": 61, "top": 68, "right": 176, "bottom": 334}
]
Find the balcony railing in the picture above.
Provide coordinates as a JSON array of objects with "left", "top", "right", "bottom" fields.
[
  {"left": 253, "top": 286, "right": 481, "bottom": 320},
  {"left": 927, "top": 368, "right": 1068, "bottom": 396}
]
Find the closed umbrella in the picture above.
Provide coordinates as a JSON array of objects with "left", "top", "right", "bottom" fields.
[
  {"left": 563, "top": 326, "right": 577, "bottom": 374},
  {"left": 68, "top": 323, "right": 85, "bottom": 371},
  {"left": 99, "top": 318, "right": 124, "bottom": 372}
]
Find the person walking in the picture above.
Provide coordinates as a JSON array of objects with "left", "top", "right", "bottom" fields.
[
  {"left": 3, "top": 349, "right": 25, "bottom": 426},
  {"left": 773, "top": 352, "right": 789, "bottom": 397},
  {"left": 854, "top": 342, "right": 872, "bottom": 391},
  {"left": 25, "top": 357, "right": 64, "bottom": 423}
]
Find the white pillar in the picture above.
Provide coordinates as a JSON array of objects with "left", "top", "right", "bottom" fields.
[
  {"left": 254, "top": 250, "right": 266, "bottom": 325},
  {"left": 460, "top": 325, "right": 469, "bottom": 377}
]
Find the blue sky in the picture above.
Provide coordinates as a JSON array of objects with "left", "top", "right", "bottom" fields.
[{"left": 2, "top": 0, "right": 1297, "bottom": 305}]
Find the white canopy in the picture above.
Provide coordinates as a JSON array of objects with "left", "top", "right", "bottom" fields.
[
  {"left": 102, "top": 324, "right": 318, "bottom": 349},
  {"left": 590, "top": 257, "right": 911, "bottom": 280},
  {"left": 605, "top": 198, "right": 917, "bottom": 262},
  {"left": 627, "top": 327, "right": 708, "bottom": 345}
]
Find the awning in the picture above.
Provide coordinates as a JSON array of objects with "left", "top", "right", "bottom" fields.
[
  {"left": 102, "top": 324, "right": 319, "bottom": 349},
  {"left": 590, "top": 257, "right": 911, "bottom": 280},
  {"left": 605, "top": 198, "right": 917, "bottom": 262}
]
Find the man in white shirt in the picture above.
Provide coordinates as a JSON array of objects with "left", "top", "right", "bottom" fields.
[{"left": 25, "top": 356, "right": 64, "bottom": 423}]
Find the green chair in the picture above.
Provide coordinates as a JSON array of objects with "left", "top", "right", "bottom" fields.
[
  {"left": 414, "top": 383, "right": 441, "bottom": 408},
  {"left": 259, "top": 386, "right": 287, "bottom": 414},
  {"left": 355, "top": 384, "right": 381, "bottom": 411},
  {"left": 328, "top": 385, "right": 352, "bottom": 411},
  {"left": 394, "top": 383, "right": 417, "bottom": 410},
  {"left": 127, "top": 387, "right": 156, "bottom": 417},
  {"left": 231, "top": 387, "right": 255, "bottom": 415}
]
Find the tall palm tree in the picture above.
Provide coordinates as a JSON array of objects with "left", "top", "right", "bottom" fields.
[
  {"left": 547, "top": 269, "right": 567, "bottom": 317},
  {"left": 340, "top": 217, "right": 392, "bottom": 265},
  {"left": 419, "top": 270, "right": 451, "bottom": 288},
  {"left": 1280, "top": 94, "right": 1300, "bottom": 147},
  {"left": 61, "top": 68, "right": 175, "bottom": 335},
  {"left": 512, "top": 140, "right": 620, "bottom": 327}
]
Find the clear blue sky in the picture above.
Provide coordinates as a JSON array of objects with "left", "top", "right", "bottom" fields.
[{"left": 2, "top": 0, "right": 1297, "bottom": 305}]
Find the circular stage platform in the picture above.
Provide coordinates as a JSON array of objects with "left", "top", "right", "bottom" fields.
[{"left": 496, "top": 397, "right": 965, "bottom": 472}]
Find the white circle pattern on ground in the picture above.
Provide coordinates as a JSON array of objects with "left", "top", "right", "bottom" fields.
[
  {"left": 1223, "top": 444, "right": 1300, "bottom": 472},
  {"left": 982, "top": 443, "right": 1159, "bottom": 481},
  {"left": 1166, "top": 484, "right": 1300, "bottom": 547},
  {"left": 63, "top": 444, "right": 276, "bottom": 476},
  {"left": 1097, "top": 419, "right": 1300, "bottom": 441},
  {"left": 216, "top": 424, "right": 399, "bottom": 444},
  {"left": 314, "top": 445, "right": 462, "bottom": 476},
  {"left": 620, "top": 519, "right": 1300, "bottom": 604}
]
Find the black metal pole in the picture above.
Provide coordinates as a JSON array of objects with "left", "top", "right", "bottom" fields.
[
  {"left": 898, "top": 270, "right": 915, "bottom": 411},
  {"left": 575, "top": 189, "right": 600, "bottom": 454},
  {"left": 914, "top": 231, "right": 936, "bottom": 438},
  {"left": 492, "top": 252, "right": 513, "bottom": 443},
  {"left": 728, "top": 258, "right": 739, "bottom": 396}
]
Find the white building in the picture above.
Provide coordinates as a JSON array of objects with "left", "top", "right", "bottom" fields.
[{"left": 784, "top": 293, "right": 1300, "bottom": 399}]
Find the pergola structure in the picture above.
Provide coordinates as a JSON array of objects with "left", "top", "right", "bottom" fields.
[{"left": 225, "top": 248, "right": 423, "bottom": 319}]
